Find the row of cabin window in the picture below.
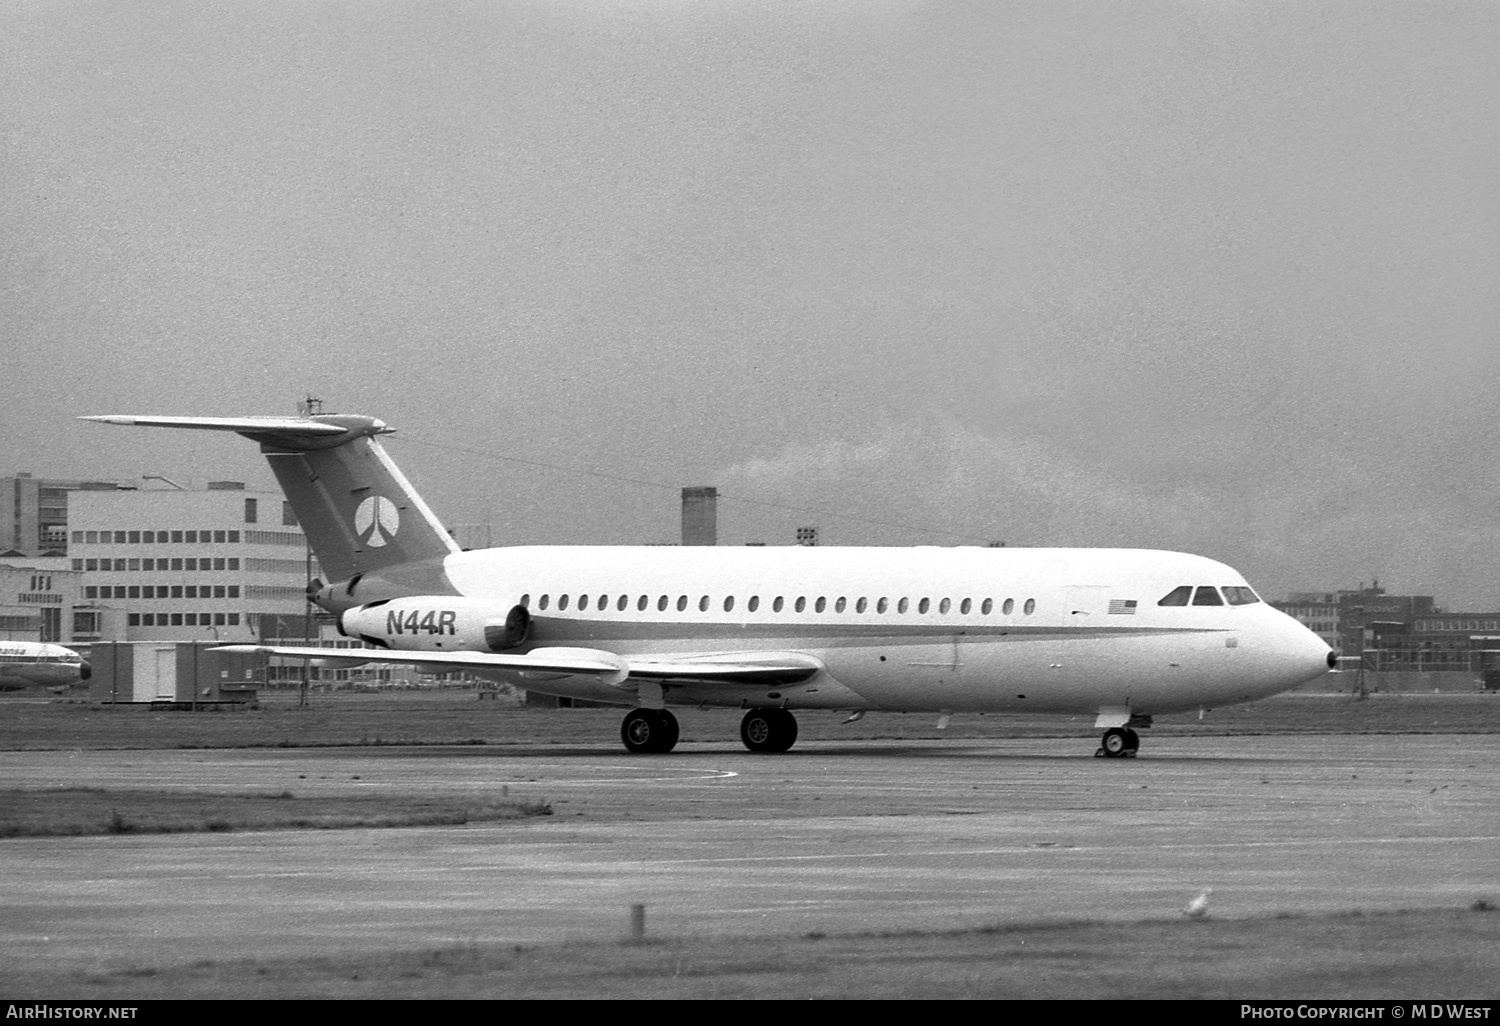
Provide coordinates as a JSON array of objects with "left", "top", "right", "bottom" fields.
[
  {"left": 1157, "top": 585, "right": 1260, "bottom": 607},
  {"left": 524, "top": 593, "right": 1038, "bottom": 616}
]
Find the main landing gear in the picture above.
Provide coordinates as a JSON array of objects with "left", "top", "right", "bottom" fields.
[
  {"left": 1095, "top": 727, "right": 1140, "bottom": 759},
  {"left": 740, "top": 708, "right": 798, "bottom": 753},
  {"left": 621, "top": 708, "right": 679, "bottom": 754},
  {"left": 617, "top": 707, "right": 802, "bottom": 754}
]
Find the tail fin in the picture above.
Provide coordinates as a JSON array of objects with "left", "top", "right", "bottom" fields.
[{"left": 80, "top": 415, "right": 460, "bottom": 583}]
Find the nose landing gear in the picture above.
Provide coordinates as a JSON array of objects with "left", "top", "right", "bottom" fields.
[{"left": 1095, "top": 727, "right": 1140, "bottom": 758}]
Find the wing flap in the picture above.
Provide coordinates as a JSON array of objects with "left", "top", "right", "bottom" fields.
[
  {"left": 213, "top": 644, "right": 629, "bottom": 685},
  {"left": 213, "top": 645, "right": 822, "bottom": 687},
  {"left": 628, "top": 652, "right": 823, "bottom": 684}
]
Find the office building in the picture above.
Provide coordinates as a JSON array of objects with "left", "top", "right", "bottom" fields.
[
  {"left": 2, "top": 474, "right": 128, "bottom": 558},
  {"left": 68, "top": 481, "right": 319, "bottom": 642}
]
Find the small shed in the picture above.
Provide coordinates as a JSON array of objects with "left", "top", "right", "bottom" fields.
[{"left": 88, "top": 641, "right": 264, "bottom": 704}]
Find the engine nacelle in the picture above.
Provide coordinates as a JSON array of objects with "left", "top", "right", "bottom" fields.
[{"left": 340, "top": 597, "right": 530, "bottom": 653}]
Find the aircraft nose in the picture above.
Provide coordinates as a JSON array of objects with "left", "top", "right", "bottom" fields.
[
  {"left": 1284, "top": 622, "right": 1335, "bottom": 685},
  {"left": 80, "top": 660, "right": 92, "bottom": 680}
]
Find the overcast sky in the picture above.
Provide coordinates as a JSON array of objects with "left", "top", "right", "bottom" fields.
[{"left": 3, "top": 1, "right": 1497, "bottom": 607}]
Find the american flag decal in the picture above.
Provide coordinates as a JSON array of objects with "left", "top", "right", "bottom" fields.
[{"left": 1108, "top": 599, "right": 1138, "bottom": 615}]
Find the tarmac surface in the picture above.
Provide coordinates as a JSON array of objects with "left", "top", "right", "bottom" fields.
[{"left": 2, "top": 734, "right": 1497, "bottom": 978}]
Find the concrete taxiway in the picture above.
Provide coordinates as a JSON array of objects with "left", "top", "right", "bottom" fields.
[{"left": 2, "top": 735, "right": 1496, "bottom": 978}]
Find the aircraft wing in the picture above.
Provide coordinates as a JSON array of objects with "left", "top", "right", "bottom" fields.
[{"left": 212, "top": 645, "right": 822, "bottom": 688}]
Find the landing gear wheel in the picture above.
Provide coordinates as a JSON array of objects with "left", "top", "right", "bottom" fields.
[
  {"left": 621, "top": 708, "right": 679, "bottom": 754},
  {"left": 1123, "top": 728, "right": 1140, "bottom": 754},
  {"left": 1100, "top": 727, "right": 1132, "bottom": 759},
  {"left": 740, "top": 708, "right": 798, "bottom": 753}
]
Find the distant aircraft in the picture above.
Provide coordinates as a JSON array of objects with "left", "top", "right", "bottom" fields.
[
  {"left": 83, "top": 413, "right": 1335, "bottom": 756},
  {"left": 0, "top": 640, "right": 90, "bottom": 690}
]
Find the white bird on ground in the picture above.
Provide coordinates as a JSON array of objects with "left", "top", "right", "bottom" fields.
[{"left": 1185, "top": 888, "right": 1213, "bottom": 918}]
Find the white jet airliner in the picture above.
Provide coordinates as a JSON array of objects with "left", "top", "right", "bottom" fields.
[
  {"left": 82, "top": 413, "right": 1334, "bottom": 756},
  {"left": 0, "top": 640, "right": 90, "bottom": 690}
]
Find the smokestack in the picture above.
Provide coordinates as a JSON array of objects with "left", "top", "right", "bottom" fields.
[{"left": 681, "top": 487, "right": 717, "bottom": 546}]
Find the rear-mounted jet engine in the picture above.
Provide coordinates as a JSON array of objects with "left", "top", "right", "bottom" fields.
[{"left": 339, "top": 597, "right": 529, "bottom": 652}]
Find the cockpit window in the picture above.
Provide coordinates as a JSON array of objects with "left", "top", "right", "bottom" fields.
[
  {"left": 1157, "top": 586, "right": 1192, "bottom": 606},
  {"left": 1222, "top": 586, "right": 1260, "bottom": 605},
  {"left": 1191, "top": 586, "right": 1224, "bottom": 606}
]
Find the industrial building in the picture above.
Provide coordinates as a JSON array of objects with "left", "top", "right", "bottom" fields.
[
  {"left": 680, "top": 487, "right": 717, "bottom": 546},
  {"left": 0, "top": 562, "right": 89, "bottom": 643}
]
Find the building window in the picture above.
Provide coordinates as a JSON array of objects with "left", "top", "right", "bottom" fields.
[
  {"left": 245, "top": 499, "right": 258, "bottom": 524},
  {"left": 128, "top": 613, "right": 140, "bottom": 626}
]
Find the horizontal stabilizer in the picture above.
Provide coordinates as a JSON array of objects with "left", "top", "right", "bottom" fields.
[
  {"left": 80, "top": 415, "right": 355, "bottom": 437},
  {"left": 84, "top": 412, "right": 457, "bottom": 581}
]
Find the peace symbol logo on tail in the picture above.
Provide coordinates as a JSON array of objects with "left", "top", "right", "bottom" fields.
[{"left": 354, "top": 495, "right": 400, "bottom": 547}]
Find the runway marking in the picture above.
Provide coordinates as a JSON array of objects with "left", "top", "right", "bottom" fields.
[{"left": 603, "top": 834, "right": 1500, "bottom": 867}]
